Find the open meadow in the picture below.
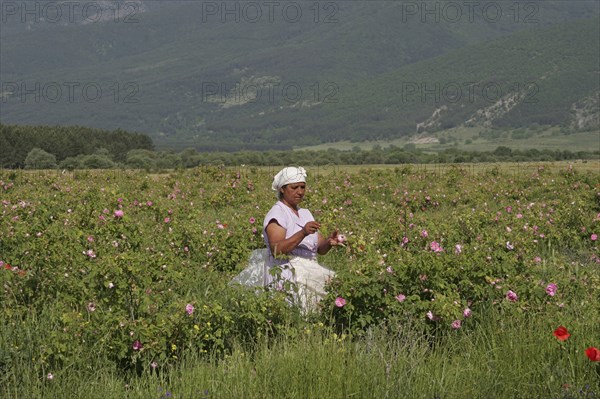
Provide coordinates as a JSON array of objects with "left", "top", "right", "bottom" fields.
[{"left": 1, "top": 162, "right": 599, "bottom": 398}]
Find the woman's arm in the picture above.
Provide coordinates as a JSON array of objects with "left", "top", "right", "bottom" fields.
[
  {"left": 266, "top": 219, "right": 317, "bottom": 257},
  {"left": 317, "top": 231, "right": 339, "bottom": 255}
]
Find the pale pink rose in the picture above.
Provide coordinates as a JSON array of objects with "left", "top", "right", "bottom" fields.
[
  {"left": 545, "top": 283, "right": 557, "bottom": 297},
  {"left": 426, "top": 311, "right": 440, "bottom": 321},
  {"left": 430, "top": 241, "right": 443, "bottom": 253},
  {"left": 185, "top": 303, "right": 194, "bottom": 315},
  {"left": 335, "top": 297, "right": 346, "bottom": 307}
]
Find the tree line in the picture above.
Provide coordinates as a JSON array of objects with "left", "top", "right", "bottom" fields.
[
  {"left": 0, "top": 124, "right": 154, "bottom": 168},
  {"left": 0, "top": 124, "right": 598, "bottom": 170}
]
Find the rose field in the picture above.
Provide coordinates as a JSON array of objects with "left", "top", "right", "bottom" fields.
[{"left": 1, "top": 162, "right": 599, "bottom": 398}]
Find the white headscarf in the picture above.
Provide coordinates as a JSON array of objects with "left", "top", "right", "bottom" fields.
[{"left": 272, "top": 166, "right": 307, "bottom": 194}]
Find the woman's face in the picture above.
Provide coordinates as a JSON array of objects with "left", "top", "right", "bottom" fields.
[{"left": 280, "top": 182, "right": 306, "bottom": 207}]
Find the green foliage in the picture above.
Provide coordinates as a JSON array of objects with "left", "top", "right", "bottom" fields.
[
  {"left": 24, "top": 147, "right": 57, "bottom": 169},
  {"left": 0, "top": 124, "right": 153, "bottom": 168},
  {"left": 0, "top": 164, "right": 598, "bottom": 389},
  {"left": 5, "top": 125, "right": 598, "bottom": 170}
]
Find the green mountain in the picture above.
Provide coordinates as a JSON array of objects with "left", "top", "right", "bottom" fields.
[
  {"left": 0, "top": 1, "right": 598, "bottom": 150},
  {"left": 262, "top": 17, "right": 600, "bottom": 144}
]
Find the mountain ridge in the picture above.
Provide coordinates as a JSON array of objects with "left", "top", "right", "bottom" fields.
[{"left": 1, "top": 1, "right": 598, "bottom": 150}]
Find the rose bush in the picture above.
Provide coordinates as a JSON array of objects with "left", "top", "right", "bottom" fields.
[{"left": 1, "top": 164, "right": 598, "bottom": 374}]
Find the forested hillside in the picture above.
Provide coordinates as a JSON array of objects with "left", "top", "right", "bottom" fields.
[
  {"left": 0, "top": 124, "right": 154, "bottom": 167},
  {"left": 1, "top": 1, "right": 598, "bottom": 150}
]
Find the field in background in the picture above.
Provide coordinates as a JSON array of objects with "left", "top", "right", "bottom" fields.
[
  {"left": 3, "top": 159, "right": 599, "bottom": 179},
  {"left": 1, "top": 162, "right": 599, "bottom": 398},
  {"left": 297, "top": 128, "right": 600, "bottom": 154}
]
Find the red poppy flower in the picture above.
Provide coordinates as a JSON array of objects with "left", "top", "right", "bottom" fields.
[
  {"left": 585, "top": 347, "right": 600, "bottom": 361},
  {"left": 553, "top": 326, "right": 570, "bottom": 341}
]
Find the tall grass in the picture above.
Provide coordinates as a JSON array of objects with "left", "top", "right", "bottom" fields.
[{"left": 3, "top": 304, "right": 598, "bottom": 399}]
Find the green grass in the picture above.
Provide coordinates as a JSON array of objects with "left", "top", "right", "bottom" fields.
[
  {"left": 4, "top": 160, "right": 599, "bottom": 179},
  {"left": 3, "top": 304, "right": 599, "bottom": 399}
]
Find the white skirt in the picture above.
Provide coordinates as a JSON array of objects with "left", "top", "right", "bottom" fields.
[{"left": 231, "top": 249, "right": 336, "bottom": 311}]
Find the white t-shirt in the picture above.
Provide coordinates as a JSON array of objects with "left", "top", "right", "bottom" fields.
[{"left": 263, "top": 201, "right": 319, "bottom": 265}]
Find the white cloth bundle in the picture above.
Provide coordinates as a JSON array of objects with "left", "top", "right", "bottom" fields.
[{"left": 231, "top": 249, "right": 336, "bottom": 312}]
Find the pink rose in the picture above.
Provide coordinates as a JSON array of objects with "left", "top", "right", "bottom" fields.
[
  {"left": 545, "top": 283, "right": 557, "bottom": 297},
  {"left": 185, "top": 303, "right": 194, "bottom": 315},
  {"left": 132, "top": 340, "right": 143, "bottom": 351},
  {"left": 506, "top": 290, "right": 518, "bottom": 302},
  {"left": 335, "top": 297, "right": 346, "bottom": 308}
]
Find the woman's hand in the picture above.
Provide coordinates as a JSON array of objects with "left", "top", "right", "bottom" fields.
[
  {"left": 317, "top": 230, "right": 346, "bottom": 254},
  {"left": 326, "top": 230, "right": 340, "bottom": 246},
  {"left": 302, "top": 221, "right": 321, "bottom": 236}
]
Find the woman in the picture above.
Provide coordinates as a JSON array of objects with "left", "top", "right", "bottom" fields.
[{"left": 262, "top": 166, "right": 342, "bottom": 310}]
